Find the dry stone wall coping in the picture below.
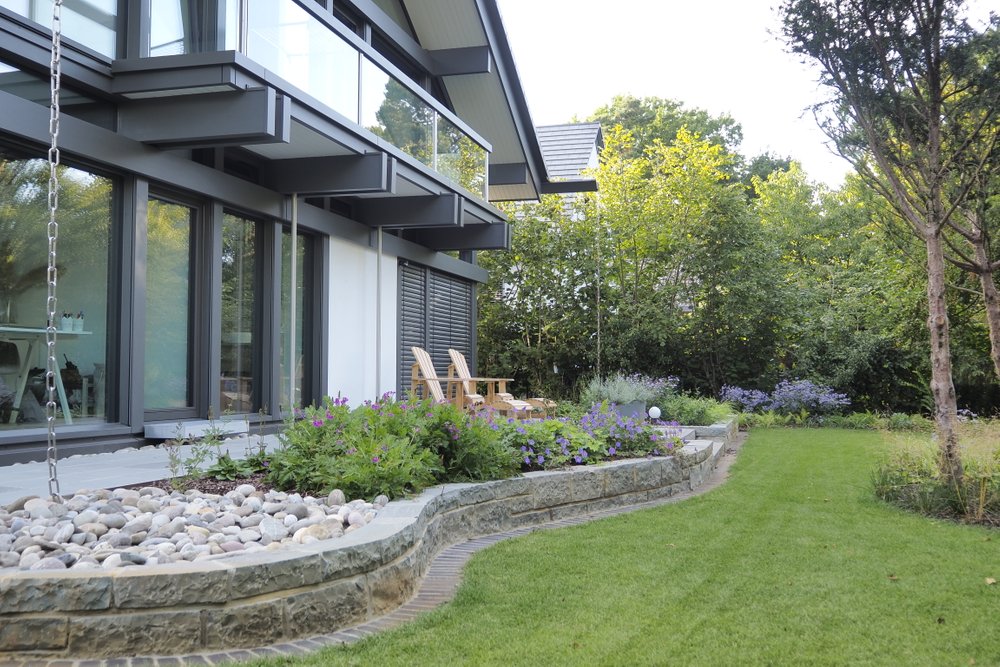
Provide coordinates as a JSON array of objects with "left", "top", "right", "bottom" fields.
[{"left": 0, "top": 434, "right": 727, "bottom": 661}]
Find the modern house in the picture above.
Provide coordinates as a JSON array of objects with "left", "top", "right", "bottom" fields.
[{"left": 0, "top": 0, "right": 595, "bottom": 463}]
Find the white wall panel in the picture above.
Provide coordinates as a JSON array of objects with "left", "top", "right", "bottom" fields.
[{"left": 327, "top": 236, "right": 398, "bottom": 405}]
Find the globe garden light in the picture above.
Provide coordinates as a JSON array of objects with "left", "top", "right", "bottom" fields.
[{"left": 648, "top": 406, "right": 661, "bottom": 420}]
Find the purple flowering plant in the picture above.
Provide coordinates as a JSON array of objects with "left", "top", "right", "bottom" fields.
[{"left": 721, "top": 379, "right": 850, "bottom": 418}]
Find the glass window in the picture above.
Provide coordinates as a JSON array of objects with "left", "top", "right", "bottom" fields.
[
  {"left": 361, "top": 59, "right": 433, "bottom": 169},
  {"left": 244, "top": 0, "right": 360, "bottom": 122},
  {"left": 280, "top": 229, "right": 313, "bottom": 412},
  {"left": 220, "top": 212, "right": 258, "bottom": 414},
  {"left": 437, "top": 115, "right": 488, "bottom": 198},
  {"left": 0, "top": 154, "right": 113, "bottom": 428},
  {"left": 0, "top": 0, "right": 118, "bottom": 58},
  {"left": 148, "top": 0, "right": 239, "bottom": 56},
  {"left": 144, "top": 198, "right": 194, "bottom": 410}
]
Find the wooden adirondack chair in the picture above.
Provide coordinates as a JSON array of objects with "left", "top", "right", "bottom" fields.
[
  {"left": 446, "top": 348, "right": 545, "bottom": 418},
  {"left": 410, "top": 346, "right": 470, "bottom": 408}
]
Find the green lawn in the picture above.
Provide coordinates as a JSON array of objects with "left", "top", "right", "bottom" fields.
[{"left": 251, "top": 429, "right": 1000, "bottom": 666}]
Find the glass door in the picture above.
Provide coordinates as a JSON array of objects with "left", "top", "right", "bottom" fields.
[
  {"left": 220, "top": 213, "right": 258, "bottom": 414},
  {"left": 144, "top": 198, "right": 195, "bottom": 411}
]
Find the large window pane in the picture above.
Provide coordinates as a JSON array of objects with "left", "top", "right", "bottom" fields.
[
  {"left": 0, "top": 0, "right": 117, "bottom": 58},
  {"left": 361, "top": 59, "right": 433, "bottom": 168},
  {"left": 280, "top": 230, "right": 311, "bottom": 412},
  {"left": 437, "top": 115, "right": 488, "bottom": 198},
  {"left": 144, "top": 199, "right": 193, "bottom": 410},
  {"left": 149, "top": 0, "right": 238, "bottom": 56},
  {"left": 220, "top": 213, "right": 257, "bottom": 414},
  {"left": 0, "top": 156, "right": 112, "bottom": 428},
  {"left": 244, "top": 0, "right": 360, "bottom": 122}
]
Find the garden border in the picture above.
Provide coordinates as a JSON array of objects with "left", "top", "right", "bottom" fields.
[{"left": 0, "top": 426, "right": 732, "bottom": 661}]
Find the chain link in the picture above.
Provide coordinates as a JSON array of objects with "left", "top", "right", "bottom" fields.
[{"left": 46, "top": 0, "right": 63, "bottom": 502}]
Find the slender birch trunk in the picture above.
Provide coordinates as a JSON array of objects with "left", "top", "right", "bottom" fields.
[{"left": 925, "top": 229, "right": 963, "bottom": 484}]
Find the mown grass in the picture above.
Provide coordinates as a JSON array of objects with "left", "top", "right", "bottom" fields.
[{"left": 250, "top": 429, "right": 1000, "bottom": 666}]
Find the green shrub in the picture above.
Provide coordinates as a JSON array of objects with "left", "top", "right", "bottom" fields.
[
  {"left": 329, "top": 434, "right": 440, "bottom": 500},
  {"left": 269, "top": 394, "right": 519, "bottom": 498},
  {"left": 658, "top": 393, "right": 731, "bottom": 426},
  {"left": 580, "top": 372, "right": 665, "bottom": 406}
]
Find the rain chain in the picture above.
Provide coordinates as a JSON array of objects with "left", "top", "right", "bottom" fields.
[{"left": 45, "top": 0, "right": 64, "bottom": 501}]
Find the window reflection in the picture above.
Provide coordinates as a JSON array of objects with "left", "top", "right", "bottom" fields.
[
  {"left": 221, "top": 213, "right": 257, "bottom": 414},
  {"left": 280, "top": 230, "right": 312, "bottom": 412},
  {"left": 0, "top": 0, "right": 118, "bottom": 58},
  {"left": 144, "top": 199, "right": 194, "bottom": 410},
  {"left": 0, "top": 155, "right": 112, "bottom": 428}
]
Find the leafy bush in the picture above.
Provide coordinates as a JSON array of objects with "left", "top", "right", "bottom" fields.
[
  {"left": 328, "top": 434, "right": 441, "bottom": 500},
  {"left": 580, "top": 373, "right": 676, "bottom": 406},
  {"left": 769, "top": 379, "right": 851, "bottom": 415},
  {"left": 658, "top": 393, "right": 732, "bottom": 426},
  {"left": 722, "top": 379, "right": 850, "bottom": 424},
  {"left": 270, "top": 394, "right": 515, "bottom": 497}
]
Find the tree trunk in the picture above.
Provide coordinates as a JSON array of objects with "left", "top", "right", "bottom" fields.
[
  {"left": 972, "top": 238, "right": 1000, "bottom": 381},
  {"left": 924, "top": 229, "right": 963, "bottom": 485}
]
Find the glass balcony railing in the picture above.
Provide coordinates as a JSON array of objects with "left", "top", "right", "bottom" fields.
[
  {"left": 0, "top": 0, "right": 118, "bottom": 58},
  {"left": 146, "top": 0, "right": 489, "bottom": 199}
]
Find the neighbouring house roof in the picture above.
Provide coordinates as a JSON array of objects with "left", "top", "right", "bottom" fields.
[{"left": 537, "top": 122, "right": 604, "bottom": 182}]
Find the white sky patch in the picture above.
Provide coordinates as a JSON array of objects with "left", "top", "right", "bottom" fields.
[{"left": 496, "top": 0, "right": 994, "bottom": 189}]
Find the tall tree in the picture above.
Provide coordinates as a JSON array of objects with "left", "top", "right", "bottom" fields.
[{"left": 780, "top": 0, "right": 994, "bottom": 484}]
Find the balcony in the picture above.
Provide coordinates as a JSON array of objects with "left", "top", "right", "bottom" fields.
[{"left": 138, "top": 0, "right": 489, "bottom": 200}]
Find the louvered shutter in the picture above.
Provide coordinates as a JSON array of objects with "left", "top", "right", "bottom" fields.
[
  {"left": 397, "top": 262, "right": 473, "bottom": 397},
  {"left": 428, "top": 270, "right": 472, "bottom": 375},
  {"left": 398, "top": 263, "right": 426, "bottom": 396}
]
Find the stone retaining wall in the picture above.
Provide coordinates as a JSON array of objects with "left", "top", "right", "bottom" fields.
[{"left": 0, "top": 438, "right": 727, "bottom": 660}]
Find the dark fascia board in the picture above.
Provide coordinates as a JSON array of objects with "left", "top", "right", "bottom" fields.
[
  {"left": 0, "top": 10, "right": 112, "bottom": 96},
  {"left": 475, "top": 0, "right": 549, "bottom": 198},
  {"left": 540, "top": 178, "right": 599, "bottom": 194},
  {"left": 261, "top": 153, "right": 393, "bottom": 196},
  {"left": 430, "top": 46, "right": 492, "bottom": 76},
  {"left": 354, "top": 193, "right": 461, "bottom": 228},
  {"left": 111, "top": 55, "right": 262, "bottom": 97},
  {"left": 488, "top": 162, "right": 528, "bottom": 186},
  {"left": 337, "top": 0, "right": 436, "bottom": 72},
  {"left": 293, "top": 199, "right": 488, "bottom": 282},
  {"left": 405, "top": 222, "right": 510, "bottom": 251},
  {"left": 118, "top": 88, "right": 291, "bottom": 148},
  {"left": 462, "top": 197, "right": 506, "bottom": 226},
  {"left": 0, "top": 88, "right": 285, "bottom": 217}
]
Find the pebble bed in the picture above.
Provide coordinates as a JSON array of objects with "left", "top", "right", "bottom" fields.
[{"left": 0, "top": 485, "right": 386, "bottom": 572}]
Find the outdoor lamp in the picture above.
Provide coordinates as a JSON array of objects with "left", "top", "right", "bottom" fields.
[{"left": 648, "top": 406, "right": 661, "bottom": 420}]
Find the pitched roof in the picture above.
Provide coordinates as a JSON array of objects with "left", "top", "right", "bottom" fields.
[{"left": 537, "top": 122, "right": 604, "bottom": 181}]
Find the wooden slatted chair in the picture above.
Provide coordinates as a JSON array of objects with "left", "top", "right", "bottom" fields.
[
  {"left": 446, "top": 348, "right": 542, "bottom": 418},
  {"left": 410, "top": 346, "right": 471, "bottom": 408}
]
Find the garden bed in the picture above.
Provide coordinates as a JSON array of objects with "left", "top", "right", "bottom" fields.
[{"left": 0, "top": 436, "right": 728, "bottom": 660}]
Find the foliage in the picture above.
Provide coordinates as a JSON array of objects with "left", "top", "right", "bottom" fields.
[
  {"left": 492, "top": 402, "right": 678, "bottom": 472},
  {"left": 327, "top": 434, "right": 441, "bottom": 501},
  {"left": 721, "top": 379, "right": 850, "bottom": 417},
  {"left": 657, "top": 393, "right": 732, "bottom": 426},
  {"left": 578, "top": 372, "right": 672, "bottom": 406},
  {"left": 204, "top": 453, "right": 257, "bottom": 481},
  {"left": 874, "top": 419, "right": 1000, "bottom": 524},
  {"left": 269, "top": 395, "right": 515, "bottom": 496}
]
